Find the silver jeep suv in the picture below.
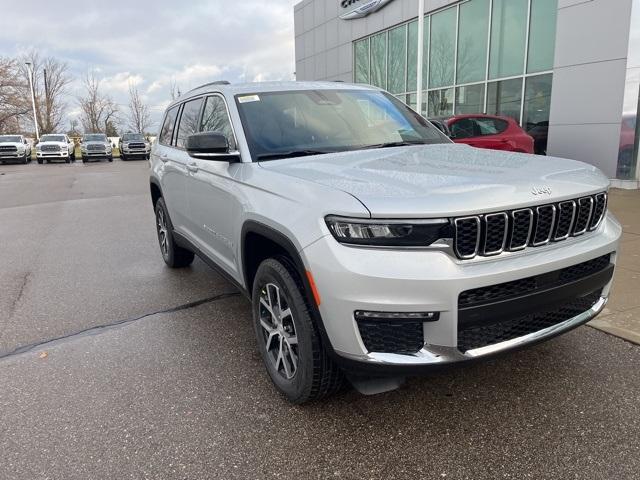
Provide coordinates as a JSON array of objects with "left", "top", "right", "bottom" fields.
[{"left": 150, "top": 81, "right": 621, "bottom": 403}]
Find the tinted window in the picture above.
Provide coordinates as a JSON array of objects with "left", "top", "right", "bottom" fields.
[
  {"left": 200, "top": 96, "right": 236, "bottom": 150},
  {"left": 474, "top": 117, "right": 508, "bottom": 135},
  {"left": 176, "top": 98, "right": 204, "bottom": 148},
  {"left": 450, "top": 118, "right": 476, "bottom": 139},
  {"left": 159, "top": 106, "right": 179, "bottom": 146}
]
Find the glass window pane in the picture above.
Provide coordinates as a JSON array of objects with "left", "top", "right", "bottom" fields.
[
  {"left": 489, "top": 0, "right": 528, "bottom": 79},
  {"left": 354, "top": 38, "right": 370, "bottom": 84},
  {"left": 486, "top": 78, "right": 522, "bottom": 122},
  {"left": 429, "top": 7, "right": 456, "bottom": 88},
  {"left": 407, "top": 21, "right": 417, "bottom": 92},
  {"left": 428, "top": 88, "right": 454, "bottom": 117},
  {"left": 176, "top": 97, "right": 204, "bottom": 148},
  {"left": 528, "top": 0, "right": 558, "bottom": 73},
  {"left": 388, "top": 25, "right": 407, "bottom": 94},
  {"left": 200, "top": 96, "right": 236, "bottom": 150},
  {"left": 457, "top": 0, "right": 490, "bottom": 84},
  {"left": 455, "top": 83, "right": 485, "bottom": 114},
  {"left": 370, "top": 32, "right": 387, "bottom": 89},
  {"left": 522, "top": 74, "right": 553, "bottom": 154},
  {"left": 159, "top": 106, "right": 179, "bottom": 146}
]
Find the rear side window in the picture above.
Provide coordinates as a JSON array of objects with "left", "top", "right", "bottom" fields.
[
  {"left": 176, "top": 98, "right": 204, "bottom": 149},
  {"left": 474, "top": 118, "right": 508, "bottom": 136},
  {"left": 450, "top": 118, "right": 475, "bottom": 139},
  {"left": 200, "top": 96, "right": 236, "bottom": 150},
  {"left": 159, "top": 106, "right": 179, "bottom": 146}
]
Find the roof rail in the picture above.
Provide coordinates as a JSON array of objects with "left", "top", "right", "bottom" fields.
[{"left": 184, "top": 80, "right": 230, "bottom": 95}]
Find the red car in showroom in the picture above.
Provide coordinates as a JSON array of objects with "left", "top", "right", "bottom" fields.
[{"left": 430, "top": 114, "right": 535, "bottom": 154}]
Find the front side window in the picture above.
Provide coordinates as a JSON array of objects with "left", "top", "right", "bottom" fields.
[
  {"left": 236, "top": 89, "right": 449, "bottom": 161},
  {"left": 159, "top": 106, "right": 179, "bottom": 146},
  {"left": 450, "top": 118, "right": 475, "bottom": 139},
  {"left": 200, "top": 96, "right": 236, "bottom": 150},
  {"left": 176, "top": 98, "right": 204, "bottom": 149}
]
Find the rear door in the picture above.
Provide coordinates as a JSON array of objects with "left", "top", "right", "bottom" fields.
[
  {"left": 465, "top": 117, "right": 513, "bottom": 151},
  {"left": 185, "top": 94, "right": 243, "bottom": 280}
]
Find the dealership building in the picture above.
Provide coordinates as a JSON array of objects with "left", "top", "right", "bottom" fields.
[{"left": 294, "top": 0, "right": 640, "bottom": 188}]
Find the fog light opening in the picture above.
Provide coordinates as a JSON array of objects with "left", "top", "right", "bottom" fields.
[{"left": 354, "top": 311, "right": 439, "bottom": 322}]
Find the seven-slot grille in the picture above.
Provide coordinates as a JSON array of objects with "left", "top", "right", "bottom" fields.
[
  {"left": 87, "top": 144, "right": 106, "bottom": 151},
  {"left": 0, "top": 145, "right": 17, "bottom": 152},
  {"left": 453, "top": 192, "right": 607, "bottom": 260},
  {"left": 127, "top": 142, "right": 146, "bottom": 149},
  {"left": 41, "top": 144, "right": 60, "bottom": 152}
]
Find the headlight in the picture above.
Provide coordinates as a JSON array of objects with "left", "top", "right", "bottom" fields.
[{"left": 325, "top": 216, "right": 453, "bottom": 247}]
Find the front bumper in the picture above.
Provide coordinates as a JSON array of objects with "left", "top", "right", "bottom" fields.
[
  {"left": 37, "top": 151, "right": 69, "bottom": 159},
  {"left": 302, "top": 213, "right": 621, "bottom": 373},
  {"left": 83, "top": 151, "right": 111, "bottom": 157}
]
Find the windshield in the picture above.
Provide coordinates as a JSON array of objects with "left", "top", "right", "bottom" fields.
[
  {"left": 0, "top": 136, "right": 22, "bottom": 143},
  {"left": 123, "top": 133, "right": 145, "bottom": 141},
  {"left": 41, "top": 135, "right": 66, "bottom": 142},
  {"left": 83, "top": 134, "right": 107, "bottom": 142},
  {"left": 235, "top": 89, "right": 450, "bottom": 161}
]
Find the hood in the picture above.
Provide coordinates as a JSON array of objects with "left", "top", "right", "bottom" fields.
[
  {"left": 38, "top": 141, "right": 66, "bottom": 146},
  {"left": 0, "top": 141, "right": 24, "bottom": 148},
  {"left": 258, "top": 144, "right": 609, "bottom": 218},
  {"left": 84, "top": 141, "right": 109, "bottom": 146}
]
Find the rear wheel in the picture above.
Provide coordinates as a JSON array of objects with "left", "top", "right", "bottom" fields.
[
  {"left": 154, "top": 197, "right": 194, "bottom": 268},
  {"left": 252, "top": 257, "right": 343, "bottom": 404}
]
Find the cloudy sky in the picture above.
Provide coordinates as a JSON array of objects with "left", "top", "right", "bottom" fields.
[{"left": 0, "top": 0, "right": 298, "bottom": 132}]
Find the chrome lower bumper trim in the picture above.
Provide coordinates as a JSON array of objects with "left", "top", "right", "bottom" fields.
[{"left": 336, "top": 297, "right": 607, "bottom": 367}]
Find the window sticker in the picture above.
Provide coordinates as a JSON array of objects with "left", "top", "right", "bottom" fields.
[{"left": 238, "top": 95, "right": 260, "bottom": 103}]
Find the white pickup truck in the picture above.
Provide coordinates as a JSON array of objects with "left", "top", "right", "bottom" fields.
[
  {"left": 0, "top": 135, "right": 32, "bottom": 164},
  {"left": 36, "top": 134, "right": 76, "bottom": 164}
]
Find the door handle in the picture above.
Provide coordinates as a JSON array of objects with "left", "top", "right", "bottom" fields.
[
  {"left": 186, "top": 162, "right": 199, "bottom": 173},
  {"left": 160, "top": 154, "right": 169, "bottom": 163}
]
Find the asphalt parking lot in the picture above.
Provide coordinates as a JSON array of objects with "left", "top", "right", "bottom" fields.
[{"left": 1, "top": 160, "right": 639, "bottom": 479}]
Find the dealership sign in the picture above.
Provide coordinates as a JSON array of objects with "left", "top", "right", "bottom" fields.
[{"left": 339, "top": 0, "right": 395, "bottom": 20}]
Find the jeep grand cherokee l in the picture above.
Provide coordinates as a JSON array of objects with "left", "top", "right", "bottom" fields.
[{"left": 150, "top": 81, "right": 620, "bottom": 403}]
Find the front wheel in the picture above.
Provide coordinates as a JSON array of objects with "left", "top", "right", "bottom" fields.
[
  {"left": 108, "top": 155, "right": 113, "bottom": 162},
  {"left": 21, "top": 154, "right": 28, "bottom": 164},
  {"left": 154, "top": 198, "right": 194, "bottom": 268},
  {"left": 252, "top": 257, "right": 343, "bottom": 404}
]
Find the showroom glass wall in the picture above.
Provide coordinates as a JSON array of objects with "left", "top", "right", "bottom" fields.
[{"left": 354, "top": 0, "right": 557, "bottom": 153}]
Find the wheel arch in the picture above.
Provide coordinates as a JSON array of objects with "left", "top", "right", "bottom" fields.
[{"left": 150, "top": 178, "right": 163, "bottom": 208}]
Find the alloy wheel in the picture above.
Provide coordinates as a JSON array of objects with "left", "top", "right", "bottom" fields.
[
  {"left": 156, "top": 208, "right": 169, "bottom": 257},
  {"left": 258, "top": 282, "right": 299, "bottom": 380}
]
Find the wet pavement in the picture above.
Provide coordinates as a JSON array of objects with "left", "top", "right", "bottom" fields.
[{"left": 1, "top": 160, "right": 639, "bottom": 479}]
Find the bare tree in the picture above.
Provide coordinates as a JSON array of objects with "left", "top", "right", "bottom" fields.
[
  {"left": 127, "top": 82, "right": 151, "bottom": 134},
  {"left": 0, "top": 57, "right": 30, "bottom": 134},
  {"left": 169, "top": 78, "right": 181, "bottom": 101},
  {"left": 20, "top": 51, "right": 72, "bottom": 134},
  {"left": 77, "top": 71, "right": 119, "bottom": 133}
]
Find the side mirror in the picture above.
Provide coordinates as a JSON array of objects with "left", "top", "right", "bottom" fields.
[{"left": 186, "top": 132, "right": 240, "bottom": 162}]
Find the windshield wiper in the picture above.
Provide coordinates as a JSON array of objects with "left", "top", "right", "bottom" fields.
[
  {"left": 360, "top": 140, "right": 426, "bottom": 150},
  {"left": 256, "top": 150, "right": 334, "bottom": 161}
]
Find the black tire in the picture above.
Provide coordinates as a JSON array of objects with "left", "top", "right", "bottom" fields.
[
  {"left": 21, "top": 154, "right": 28, "bottom": 164},
  {"left": 252, "top": 257, "right": 343, "bottom": 404},
  {"left": 120, "top": 153, "right": 126, "bottom": 161},
  {"left": 82, "top": 156, "right": 87, "bottom": 163},
  {"left": 65, "top": 156, "right": 71, "bottom": 163},
  {"left": 154, "top": 197, "right": 194, "bottom": 268},
  {"left": 37, "top": 158, "right": 43, "bottom": 164},
  {"left": 108, "top": 155, "right": 113, "bottom": 162}
]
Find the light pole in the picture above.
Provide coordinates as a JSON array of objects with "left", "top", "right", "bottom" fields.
[
  {"left": 416, "top": 0, "right": 425, "bottom": 116},
  {"left": 25, "top": 62, "right": 39, "bottom": 140}
]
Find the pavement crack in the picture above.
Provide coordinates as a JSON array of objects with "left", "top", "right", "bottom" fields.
[
  {"left": 8, "top": 272, "right": 31, "bottom": 317},
  {"left": 0, "top": 291, "right": 241, "bottom": 361}
]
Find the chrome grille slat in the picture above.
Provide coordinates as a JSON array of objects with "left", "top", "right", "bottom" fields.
[
  {"left": 454, "top": 217, "right": 481, "bottom": 259},
  {"left": 483, "top": 212, "right": 508, "bottom": 256},
  {"left": 509, "top": 209, "right": 533, "bottom": 251},
  {"left": 532, "top": 205, "right": 556, "bottom": 246},
  {"left": 453, "top": 192, "right": 607, "bottom": 260},
  {"left": 554, "top": 201, "right": 576, "bottom": 241}
]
